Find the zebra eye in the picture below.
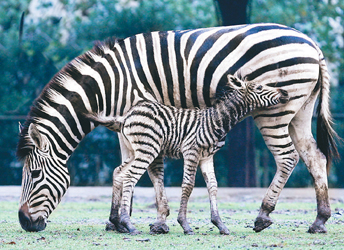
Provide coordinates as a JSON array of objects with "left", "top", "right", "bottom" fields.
[
  {"left": 256, "top": 85, "right": 263, "bottom": 91},
  {"left": 31, "top": 170, "right": 41, "bottom": 179}
]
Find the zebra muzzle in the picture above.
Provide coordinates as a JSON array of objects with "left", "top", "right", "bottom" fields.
[
  {"left": 278, "top": 89, "right": 289, "bottom": 103},
  {"left": 18, "top": 202, "right": 46, "bottom": 232}
]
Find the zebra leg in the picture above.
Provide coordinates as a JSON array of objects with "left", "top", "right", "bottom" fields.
[
  {"left": 289, "top": 106, "right": 330, "bottom": 233},
  {"left": 199, "top": 156, "right": 229, "bottom": 235},
  {"left": 107, "top": 134, "right": 135, "bottom": 233},
  {"left": 177, "top": 156, "right": 199, "bottom": 235},
  {"left": 253, "top": 129, "right": 299, "bottom": 232},
  {"left": 120, "top": 153, "right": 156, "bottom": 235},
  {"left": 108, "top": 156, "right": 134, "bottom": 233},
  {"left": 147, "top": 155, "right": 170, "bottom": 235}
]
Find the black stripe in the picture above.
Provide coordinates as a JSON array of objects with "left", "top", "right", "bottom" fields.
[
  {"left": 262, "top": 134, "right": 289, "bottom": 139},
  {"left": 254, "top": 110, "right": 295, "bottom": 119},
  {"left": 268, "top": 142, "right": 293, "bottom": 149},
  {"left": 260, "top": 123, "right": 289, "bottom": 130},
  {"left": 144, "top": 33, "right": 164, "bottom": 101},
  {"left": 246, "top": 57, "right": 318, "bottom": 81},
  {"left": 174, "top": 31, "right": 187, "bottom": 108},
  {"left": 267, "top": 78, "right": 317, "bottom": 88},
  {"left": 160, "top": 31, "right": 175, "bottom": 106}
]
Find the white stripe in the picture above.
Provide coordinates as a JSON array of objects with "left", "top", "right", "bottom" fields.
[
  {"left": 152, "top": 32, "right": 170, "bottom": 105},
  {"left": 167, "top": 31, "right": 181, "bottom": 107}
]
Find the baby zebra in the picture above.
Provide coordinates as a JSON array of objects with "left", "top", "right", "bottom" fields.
[{"left": 87, "top": 74, "right": 289, "bottom": 235}]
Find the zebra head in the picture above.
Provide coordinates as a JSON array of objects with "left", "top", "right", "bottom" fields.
[
  {"left": 226, "top": 74, "right": 289, "bottom": 110},
  {"left": 17, "top": 123, "right": 70, "bottom": 232}
]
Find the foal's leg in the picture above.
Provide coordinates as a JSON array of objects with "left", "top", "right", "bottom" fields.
[
  {"left": 177, "top": 153, "right": 199, "bottom": 235},
  {"left": 147, "top": 155, "right": 170, "bottom": 234},
  {"left": 289, "top": 94, "right": 331, "bottom": 233},
  {"left": 199, "top": 156, "right": 229, "bottom": 235}
]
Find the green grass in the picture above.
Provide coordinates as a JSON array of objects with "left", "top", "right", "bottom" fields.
[{"left": 0, "top": 200, "right": 343, "bottom": 249}]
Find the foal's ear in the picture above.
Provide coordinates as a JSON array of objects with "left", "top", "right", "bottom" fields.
[
  {"left": 28, "top": 123, "right": 49, "bottom": 152},
  {"left": 227, "top": 74, "right": 243, "bottom": 88}
]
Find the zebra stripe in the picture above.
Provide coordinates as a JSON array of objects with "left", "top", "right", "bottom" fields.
[{"left": 17, "top": 23, "right": 338, "bottom": 233}]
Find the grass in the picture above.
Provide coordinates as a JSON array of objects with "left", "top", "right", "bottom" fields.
[{"left": 0, "top": 199, "right": 343, "bottom": 249}]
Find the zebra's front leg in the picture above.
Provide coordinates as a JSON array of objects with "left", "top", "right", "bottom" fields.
[
  {"left": 108, "top": 157, "right": 134, "bottom": 233},
  {"left": 107, "top": 134, "right": 132, "bottom": 233},
  {"left": 253, "top": 133, "right": 299, "bottom": 232},
  {"left": 120, "top": 153, "right": 156, "bottom": 235},
  {"left": 199, "top": 156, "right": 229, "bottom": 235},
  {"left": 177, "top": 156, "right": 198, "bottom": 235},
  {"left": 147, "top": 156, "right": 170, "bottom": 235}
]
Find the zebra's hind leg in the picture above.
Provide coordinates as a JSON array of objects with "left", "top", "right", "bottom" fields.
[
  {"left": 253, "top": 127, "right": 299, "bottom": 233},
  {"left": 200, "top": 156, "right": 229, "bottom": 235},
  {"left": 289, "top": 110, "right": 330, "bottom": 233},
  {"left": 177, "top": 155, "right": 199, "bottom": 235},
  {"left": 147, "top": 155, "right": 170, "bottom": 235}
]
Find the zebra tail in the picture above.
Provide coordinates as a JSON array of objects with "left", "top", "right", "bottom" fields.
[
  {"left": 316, "top": 56, "right": 340, "bottom": 173},
  {"left": 85, "top": 113, "right": 123, "bottom": 132}
]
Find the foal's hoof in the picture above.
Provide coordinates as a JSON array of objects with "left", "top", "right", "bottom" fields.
[
  {"left": 130, "top": 229, "right": 141, "bottom": 236},
  {"left": 253, "top": 216, "right": 273, "bottom": 232},
  {"left": 105, "top": 221, "right": 116, "bottom": 231},
  {"left": 106, "top": 220, "right": 130, "bottom": 233},
  {"left": 308, "top": 223, "right": 327, "bottom": 234},
  {"left": 149, "top": 222, "right": 170, "bottom": 234}
]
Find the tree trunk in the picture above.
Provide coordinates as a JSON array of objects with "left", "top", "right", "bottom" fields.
[{"left": 215, "top": 0, "right": 256, "bottom": 187}]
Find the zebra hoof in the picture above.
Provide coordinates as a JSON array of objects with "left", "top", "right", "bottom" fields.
[
  {"left": 308, "top": 224, "right": 327, "bottom": 234},
  {"left": 184, "top": 229, "right": 195, "bottom": 235},
  {"left": 149, "top": 222, "right": 170, "bottom": 234},
  {"left": 253, "top": 216, "right": 273, "bottom": 232},
  {"left": 219, "top": 227, "right": 230, "bottom": 235}
]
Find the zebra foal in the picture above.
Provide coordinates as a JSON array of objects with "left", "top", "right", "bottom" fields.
[{"left": 88, "top": 75, "right": 289, "bottom": 235}]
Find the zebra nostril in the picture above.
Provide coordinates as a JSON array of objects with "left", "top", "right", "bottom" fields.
[
  {"left": 18, "top": 203, "right": 47, "bottom": 232},
  {"left": 19, "top": 209, "right": 32, "bottom": 231}
]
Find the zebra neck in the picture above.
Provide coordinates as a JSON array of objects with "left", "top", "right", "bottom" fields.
[{"left": 211, "top": 96, "right": 248, "bottom": 135}]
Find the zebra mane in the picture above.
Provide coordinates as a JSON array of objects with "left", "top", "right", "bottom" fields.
[{"left": 16, "top": 37, "right": 121, "bottom": 160}]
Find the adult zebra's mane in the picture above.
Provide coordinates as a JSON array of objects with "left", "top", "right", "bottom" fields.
[{"left": 16, "top": 37, "right": 120, "bottom": 161}]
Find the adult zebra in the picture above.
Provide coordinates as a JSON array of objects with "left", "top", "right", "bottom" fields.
[{"left": 17, "top": 23, "right": 338, "bottom": 234}]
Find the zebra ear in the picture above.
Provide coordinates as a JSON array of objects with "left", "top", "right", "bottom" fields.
[
  {"left": 227, "top": 74, "right": 242, "bottom": 88},
  {"left": 28, "top": 123, "right": 49, "bottom": 152},
  {"left": 19, "top": 122, "right": 24, "bottom": 134}
]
